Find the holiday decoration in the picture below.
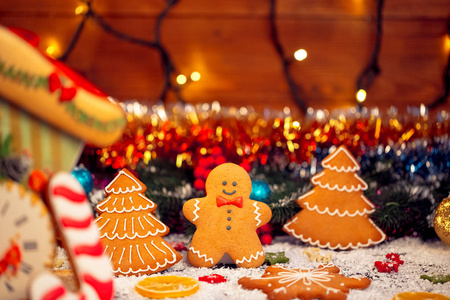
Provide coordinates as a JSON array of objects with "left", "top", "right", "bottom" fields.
[
  {"left": 393, "top": 292, "right": 450, "bottom": 300},
  {"left": 283, "top": 145, "right": 386, "bottom": 249},
  {"left": 0, "top": 25, "right": 126, "bottom": 171},
  {"left": 374, "top": 253, "right": 404, "bottom": 273},
  {"left": 27, "top": 170, "right": 48, "bottom": 194},
  {"left": 434, "top": 195, "right": 450, "bottom": 247},
  {"left": 303, "top": 247, "right": 333, "bottom": 264},
  {"left": 238, "top": 264, "right": 371, "bottom": 300},
  {"left": 264, "top": 252, "right": 290, "bottom": 265},
  {"left": 72, "top": 165, "right": 94, "bottom": 194},
  {"left": 198, "top": 274, "right": 227, "bottom": 284},
  {"left": 0, "top": 135, "right": 31, "bottom": 182},
  {"left": 0, "top": 180, "right": 55, "bottom": 299},
  {"left": 250, "top": 179, "right": 272, "bottom": 202},
  {"left": 135, "top": 275, "right": 200, "bottom": 299},
  {"left": 30, "top": 172, "right": 114, "bottom": 300},
  {"left": 183, "top": 163, "right": 272, "bottom": 268},
  {"left": 257, "top": 223, "right": 274, "bottom": 245},
  {"left": 94, "top": 169, "right": 182, "bottom": 276},
  {"left": 421, "top": 274, "right": 450, "bottom": 284}
]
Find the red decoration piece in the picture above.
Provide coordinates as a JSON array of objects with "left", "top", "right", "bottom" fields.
[
  {"left": 28, "top": 170, "right": 48, "bottom": 194},
  {"left": 374, "top": 252, "right": 404, "bottom": 273},
  {"left": 59, "top": 86, "right": 77, "bottom": 102},
  {"left": 0, "top": 240, "right": 21, "bottom": 277},
  {"left": 260, "top": 233, "right": 273, "bottom": 245},
  {"left": 169, "top": 242, "right": 188, "bottom": 252},
  {"left": 216, "top": 195, "right": 243, "bottom": 208},
  {"left": 48, "top": 72, "right": 61, "bottom": 92},
  {"left": 198, "top": 274, "right": 227, "bottom": 284}
]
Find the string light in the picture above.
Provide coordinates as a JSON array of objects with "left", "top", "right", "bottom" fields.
[
  {"left": 190, "top": 71, "right": 201, "bottom": 81},
  {"left": 356, "top": 89, "right": 367, "bottom": 103},
  {"left": 294, "top": 49, "right": 307, "bottom": 61},
  {"left": 75, "top": 5, "right": 86, "bottom": 15},
  {"left": 45, "top": 44, "right": 59, "bottom": 57},
  {"left": 176, "top": 74, "right": 187, "bottom": 85}
]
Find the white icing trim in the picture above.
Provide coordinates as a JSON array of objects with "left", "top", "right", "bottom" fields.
[
  {"left": 144, "top": 243, "right": 156, "bottom": 260},
  {"left": 283, "top": 218, "right": 386, "bottom": 250},
  {"left": 321, "top": 146, "right": 360, "bottom": 172},
  {"left": 113, "top": 243, "right": 179, "bottom": 274},
  {"left": 253, "top": 202, "right": 262, "bottom": 226},
  {"left": 129, "top": 245, "right": 132, "bottom": 264},
  {"left": 99, "top": 226, "right": 168, "bottom": 240},
  {"left": 105, "top": 170, "right": 143, "bottom": 194},
  {"left": 298, "top": 189, "right": 315, "bottom": 201},
  {"left": 131, "top": 217, "right": 135, "bottom": 234},
  {"left": 138, "top": 217, "right": 145, "bottom": 230},
  {"left": 274, "top": 287, "right": 287, "bottom": 294},
  {"left": 97, "top": 218, "right": 109, "bottom": 230},
  {"left": 299, "top": 190, "right": 375, "bottom": 216},
  {"left": 192, "top": 199, "right": 200, "bottom": 222},
  {"left": 118, "top": 247, "right": 126, "bottom": 264},
  {"left": 111, "top": 219, "right": 119, "bottom": 235},
  {"left": 152, "top": 240, "right": 167, "bottom": 255},
  {"left": 189, "top": 247, "right": 214, "bottom": 264},
  {"left": 136, "top": 245, "right": 145, "bottom": 264},
  {"left": 97, "top": 194, "right": 155, "bottom": 213},
  {"left": 236, "top": 251, "right": 264, "bottom": 264},
  {"left": 311, "top": 172, "right": 368, "bottom": 192}
]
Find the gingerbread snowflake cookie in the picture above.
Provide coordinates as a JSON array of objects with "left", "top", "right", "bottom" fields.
[
  {"left": 238, "top": 264, "right": 371, "bottom": 300},
  {"left": 183, "top": 163, "right": 272, "bottom": 268}
]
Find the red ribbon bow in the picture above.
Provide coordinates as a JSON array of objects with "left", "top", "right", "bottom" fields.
[{"left": 216, "top": 195, "right": 243, "bottom": 208}]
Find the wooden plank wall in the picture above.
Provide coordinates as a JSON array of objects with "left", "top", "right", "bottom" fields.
[{"left": 1, "top": 0, "right": 449, "bottom": 113}]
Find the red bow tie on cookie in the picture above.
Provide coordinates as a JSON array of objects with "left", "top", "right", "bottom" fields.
[{"left": 216, "top": 195, "right": 243, "bottom": 208}]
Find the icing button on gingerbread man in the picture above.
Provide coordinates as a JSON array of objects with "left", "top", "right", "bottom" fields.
[{"left": 183, "top": 163, "right": 272, "bottom": 268}]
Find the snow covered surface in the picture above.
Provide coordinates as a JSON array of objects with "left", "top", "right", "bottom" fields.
[{"left": 57, "top": 234, "right": 450, "bottom": 299}]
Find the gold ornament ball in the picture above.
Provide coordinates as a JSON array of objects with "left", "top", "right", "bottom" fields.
[{"left": 434, "top": 196, "right": 450, "bottom": 247}]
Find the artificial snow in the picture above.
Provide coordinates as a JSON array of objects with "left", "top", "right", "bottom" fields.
[{"left": 55, "top": 234, "right": 450, "bottom": 299}]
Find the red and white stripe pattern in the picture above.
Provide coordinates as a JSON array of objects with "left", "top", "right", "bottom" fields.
[{"left": 30, "top": 173, "right": 114, "bottom": 300}]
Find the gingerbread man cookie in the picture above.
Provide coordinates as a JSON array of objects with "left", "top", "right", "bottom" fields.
[{"left": 183, "top": 163, "right": 272, "bottom": 268}]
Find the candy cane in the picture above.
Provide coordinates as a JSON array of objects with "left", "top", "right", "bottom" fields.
[{"left": 30, "top": 172, "right": 114, "bottom": 300}]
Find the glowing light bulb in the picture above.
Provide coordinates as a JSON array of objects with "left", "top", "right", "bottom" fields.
[
  {"left": 446, "top": 35, "right": 450, "bottom": 52},
  {"left": 75, "top": 5, "right": 86, "bottom": 15},
  {"left": 176, "top": 74, "right": 187, "bottom": 85},
  {"left": 294, "top": 49, "right": 307, "bottom": 61},
  {"left": 190, "top": 71, "right": 201, "bottom": 81},
  {"left": 46, "top": 45, "right": 57, "bottom": 57},
  {"left": 356, "top": 89, "right": 367, "bottom": 103}
]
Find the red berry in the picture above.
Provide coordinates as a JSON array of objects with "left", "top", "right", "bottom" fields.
[
  {"left": 260, "top": 233, "right": 273, "bottom": 245},
  {"left": 259, "top": 223, "right": 273, "bottom": 234}
]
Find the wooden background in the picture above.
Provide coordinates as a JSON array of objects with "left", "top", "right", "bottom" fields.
[{"left": 1, "top": 0, "right": 449, "bottom": 113}]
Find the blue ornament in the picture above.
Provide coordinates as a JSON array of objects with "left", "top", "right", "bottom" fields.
[
  {"left": 250, "top": 180, "right": 271, "bottom": 202},
  {"left": 71, "top": 166, "right": 94, "bottom": 194}
]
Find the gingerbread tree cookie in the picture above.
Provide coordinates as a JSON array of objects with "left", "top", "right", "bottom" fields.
[
  {"left": 94, "top": 169, "right": 182, "bottom": 276},
  {"left": 283, "top": 145, "right": 386, "bottom": 249},
  {"left": 238, "top": 264, "right": 371, "bottom": 300}
]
